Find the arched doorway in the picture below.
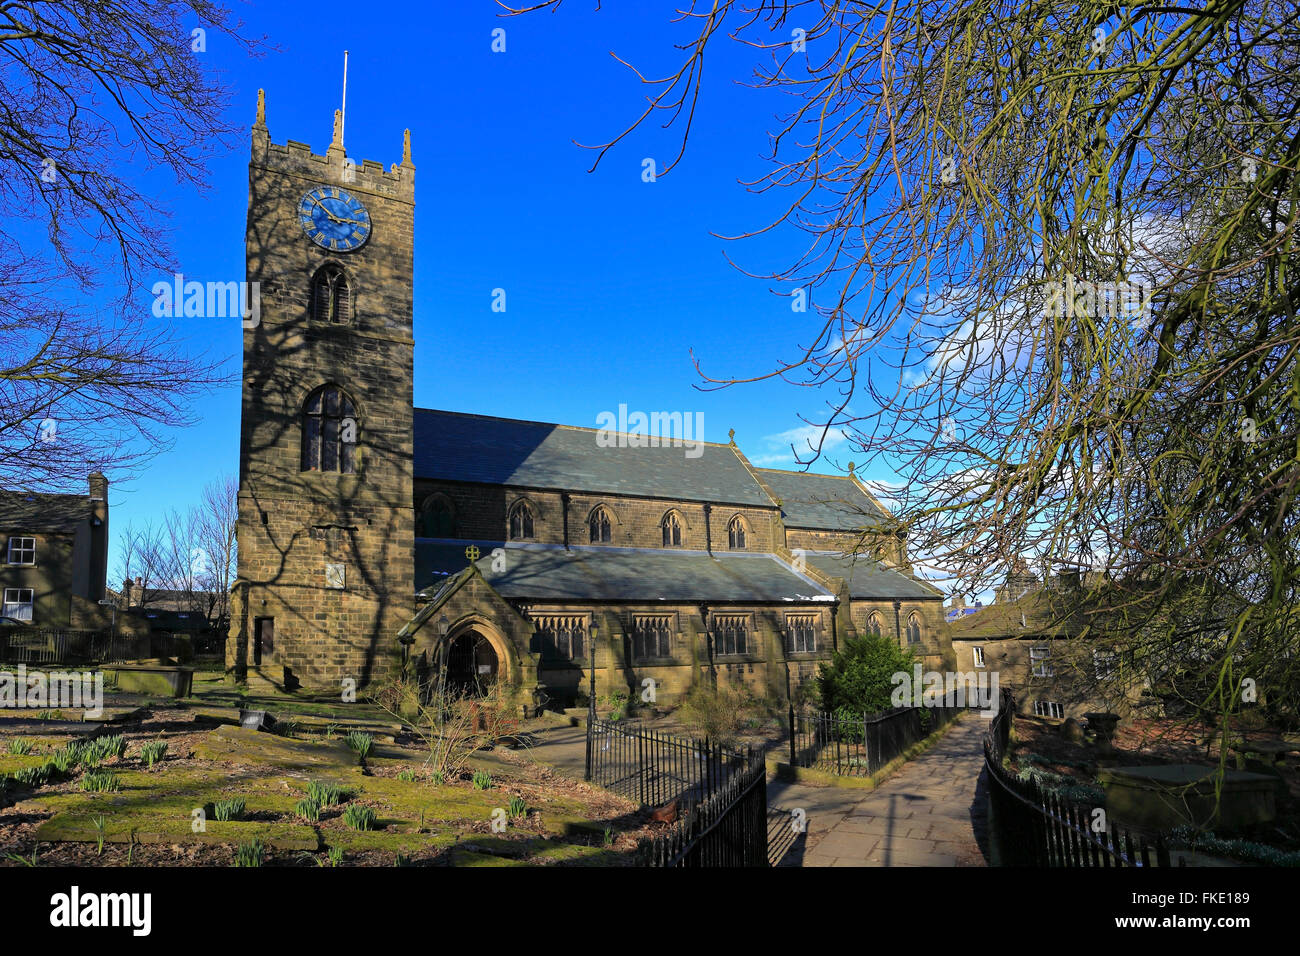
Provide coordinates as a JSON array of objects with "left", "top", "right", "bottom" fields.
[{"left": 446, "top": 629, "right": 499, "bottom": 697}]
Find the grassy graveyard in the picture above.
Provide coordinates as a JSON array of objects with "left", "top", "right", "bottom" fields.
[{"left": 0, "top": 696, "right": 648, "bottom": 867}]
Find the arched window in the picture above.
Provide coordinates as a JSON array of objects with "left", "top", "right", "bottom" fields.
[
  {"left": 661, "top": 512, "right": 682, "bottom": 547},
  {"left": 727, "top": 515, "right": 747, "bottom": 550},
  {"left": 509, "top": 501, "right": 535, "bottom": 540},
  {"left": 311, "top": 263, "right": 351, "bottom": 324},
  {"left": 301, "top": 385, "right": 357, "bottom": 473},
  {"left": 589, "top": 507, "right": 612, "bottom": 543},
  {"left": 418, "top": 494, "right": 455, "bottom": 537},
  {"left": 867, "top": 613, "right": 883, "bottom": 639},
  {"left": 906, "top": 612, "right": 922, "bottom": 645}
]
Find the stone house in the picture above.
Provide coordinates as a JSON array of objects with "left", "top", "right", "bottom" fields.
[
  {"left": 0, "top": 473, "right": 116, "bottom": 630},
  {"left": 948, "top": 568, "right": 1147, "bottom": 720}
]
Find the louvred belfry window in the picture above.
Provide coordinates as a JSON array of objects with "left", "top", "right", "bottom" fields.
[
  {"left": 312, "top": 264, "right": 351, "bottom": 324},
  {"left": 302, "top": 385, "right": 357, "bottom": 473}
]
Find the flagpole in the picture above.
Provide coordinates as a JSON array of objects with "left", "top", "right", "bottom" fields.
[{"left": 340, "top": 50, "right": 349, "bottom": 149}]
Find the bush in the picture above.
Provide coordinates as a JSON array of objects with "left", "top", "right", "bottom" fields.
[
  {"left": 677, "top": 685, "right": 764, "bottom": 747},
  {"left": 817, "top": 633, "right": 917, "bottom": 717}
]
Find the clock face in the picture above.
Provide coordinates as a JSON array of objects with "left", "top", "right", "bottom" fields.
[{"left": 298, "top": 186, "right": 371, "bottom": 252}]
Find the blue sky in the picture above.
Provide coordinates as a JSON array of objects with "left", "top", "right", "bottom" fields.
[{"left": 97, "top": 2, "right": 896, "bottom": 572}]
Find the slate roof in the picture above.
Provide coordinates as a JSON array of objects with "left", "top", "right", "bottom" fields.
[
  {"left": 757, "top": 469, "right": 887, "bottom": 531},
  {"left": 413, "top": 409, "right": 774, "bottom": 507},
  {"left": 801, "top": 551, "right": 943, "bottom": 601},
  {"left": 0, "top": 490, "right": 89, "bottom": 535},
  {"left": 415, "top": 540, "right": 835, "bottom": 603},
  {"left": 947, "top": 588, "right": 1088, "bottom": 640}
]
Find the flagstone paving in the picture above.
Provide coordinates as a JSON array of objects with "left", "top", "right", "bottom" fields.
[{"left": 768, "top": 715, "right": 990, "bottom": 867}]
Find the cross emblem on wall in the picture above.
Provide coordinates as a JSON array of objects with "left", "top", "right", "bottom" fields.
[{"left": 464, "top": 545, "right": 481, "bottom": 563}]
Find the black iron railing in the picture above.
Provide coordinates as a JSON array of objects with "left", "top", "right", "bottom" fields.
[
  {"left": 788, "top": 703, "right": 963, "bottom": 776},
  {"left": 586, "top": 717, "right": 751, "bottom": 809},
  {"left": 638, "top": 748, "right": 768, "bottom": 867},
  {"left": 0, "top": 628, "right": 151, "bottom": 666}
]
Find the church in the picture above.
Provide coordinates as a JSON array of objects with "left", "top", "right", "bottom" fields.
[{"left": 227, "top": 98, "right": 952, "bottom": 706}]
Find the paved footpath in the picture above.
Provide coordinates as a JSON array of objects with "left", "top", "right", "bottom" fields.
[{"left": 768, "top": 715, "right": 990, "bottom": 867}]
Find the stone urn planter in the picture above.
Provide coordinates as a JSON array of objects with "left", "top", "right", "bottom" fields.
[{"left": 1084, "top": 711, "right": 1120, "bottom": 754}]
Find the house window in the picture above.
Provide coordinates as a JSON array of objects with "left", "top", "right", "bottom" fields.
[
  {"left": 1030, "top": 644, "right": 1054, "bottom": 677},
  {"left": 631, "top": 615, "right": 673, "bottom": 661},
  {"left": 301, "top": 385, "right": 357, "bottom": 473},
  {"left": 867, "top": 613, "right": 883, "bottom": 638},
  {"left": 1094, "top": 648, "right": 1117, "bottom": 680},
  {"left": 787, "top": 614, "right": 818, "bottom": 654},
  {"left": 311, "top": 263, "right": 351, "bottom": 324},
  {"left": 2, "top": 588, "right": 34, "bottom": 622},
  {"left": 906, "top": 612, "right": 922, "bottom": 645},
  {"left": 509, "top": 501, "right": 534, "bottom": 540},
  {"left": 727, "top": 516, "right": 747, "bottom": 550},
  {"left": 973, "top": 646, "right": 986, "bottom": 668},
  {"left": 589, "top": 507, "right": 612, "bottom": 543},
  {"left": 534, "top": 615, "right": 586, "bottom": 661},
  {"left": 713, "top": 614, "right": 749, "bottom": 656},
  {"left": 7, "top": 537, "right": 34, "bottom": 565},
  {"left": 661, "top": 512, "right": 682, "bottom": 547},
  {"left": 1034, "top": 700, "right": 1065, "bottom": 719}
]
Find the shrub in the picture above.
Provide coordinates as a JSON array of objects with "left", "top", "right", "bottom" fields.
[
  {"left": 306, "top": 781, "right": 344, "bottom": 807},
  {"left": 472, "top": 770, "right": 491, "bottom": 791},
  {"left": 368, "top": 675, "right": 490, "bottom": 782},
  {"left": 138, "top": 741, "right": 168, "bottom": 769},
  {"left": 295, "top": 797, "right": 321, "bottom": 822},
  {"left": 7, "top": 737, "right": 34, "bottom": 755},
  {"left": 816, "top": 633, "right": 918, "bottom": 717},
  {"left": 234, "top": 839, "right": 264, "bottom": 867},
  {"left": 677, "top": 685, "right": 763, "bottom": 747},
  {"left": 81, "top": 770, "right": 120, "bottom": 793},
  {"left": 213, "top": 798, "right": 247, "bottom": 822},
  {"left": 342, "top": 804, "right": 376, "bottom": 831}
]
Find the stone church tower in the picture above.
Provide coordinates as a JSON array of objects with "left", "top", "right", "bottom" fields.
[{"left": 227, "top": 92, "right": 416, "bottom": 691}]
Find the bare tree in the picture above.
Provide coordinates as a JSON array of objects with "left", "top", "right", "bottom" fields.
[
  {"left": 0, "top": 1, "right": 266, "bottom": 490},
  {"left": 113, "top": 474, "right": 237, "bottom": 632},
  {"left": 509, "top": 0, "right": 1300, "bottom": 727}
]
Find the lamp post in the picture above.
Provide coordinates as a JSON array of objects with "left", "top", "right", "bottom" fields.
[
  {"left": 437, "top": 615, "right": 450, "bottom": 697},
  {"left": 585, "top": 621, "right": 598, "bottom": 781}
]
